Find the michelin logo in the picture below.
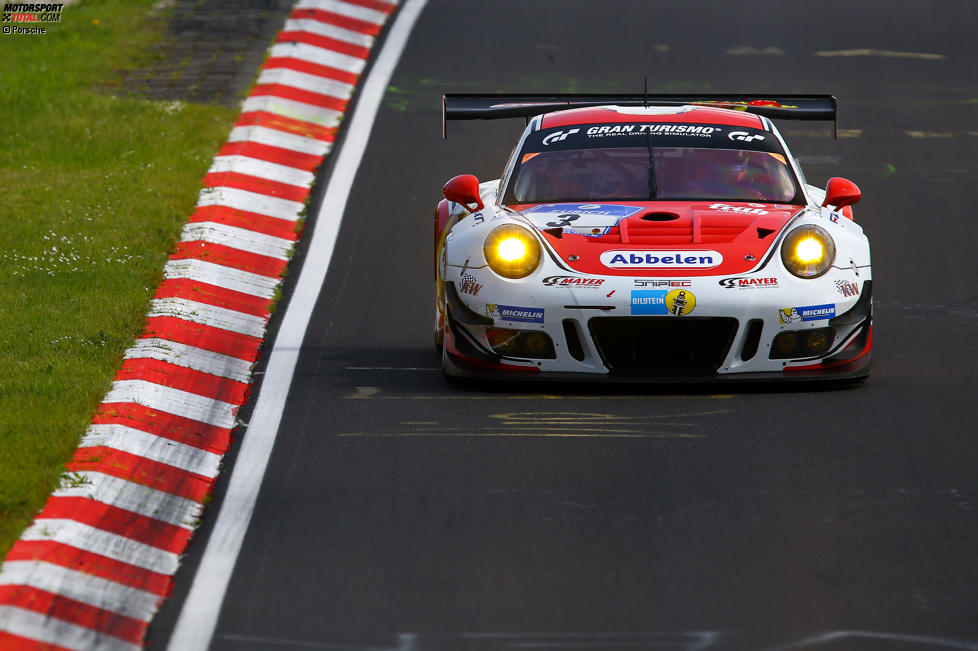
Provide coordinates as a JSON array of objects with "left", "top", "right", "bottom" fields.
[
  {"left": 487, "top": 303, "right": 545, "bottom": 324},
  {"left": 779, "top": 304, "right": 836, "bottom": 324}
]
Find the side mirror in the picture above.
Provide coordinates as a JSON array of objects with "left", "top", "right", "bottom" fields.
[
  {"left": 822, "top": 177, "right": 861, "bottom": 209},
  {"left": 443, "top": 174, "right": 484, "bottom": 212}
]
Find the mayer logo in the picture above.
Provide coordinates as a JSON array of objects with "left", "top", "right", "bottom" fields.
[
  {"left": 601, "top": 250, "right": 722, "bottom": 269},
  {"left": 631, "top": 290, "right": 668, "bottom": 315},
  {"left": 778, "top": 304, "right": 836, "bottom": 324},
  {"left": 542, "top": 129, "right": 580, "bottom": 146},
  {"left": 487, "top": 303, "right": 545, "bottom": 324},
  {"left": 728, "top": 131, "right": 765, "bottom": 143},
  {"left": 719, "top": 277, "right": 778, "bottom": 289},
  {"left": 543, "top": 276, "right": 605, "bottom": 289}
]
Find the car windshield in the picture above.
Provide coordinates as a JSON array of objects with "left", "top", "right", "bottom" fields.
[{"left": 504, "top": 126, "right": 801, "bottom": 205}]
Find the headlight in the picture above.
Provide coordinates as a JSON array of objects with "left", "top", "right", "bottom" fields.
[
  {"left": 484, "top": 224, "right": 541, "bottom": 279},
  {"left": 781, "top": 224, "right": 836, "bottom": 278}
]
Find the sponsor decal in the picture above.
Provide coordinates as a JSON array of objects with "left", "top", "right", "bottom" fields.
[
  {"left": 524, "top": 203, "right": 643, "bottom": 218},
  {"left": 634, "top": 279, "right": 691, "bottom": 287},
  {"left": 779, "top": 304, "right": 836, "bottom": 324},
  {"left": 666, "top": 289, "right": 696, "bottom": 316},
  {"left": 542, "top": 276, "right": 606, "bottom": 289},
  {"left": 631, "top": 290, "right": 668, "bottom": 315},
  {"left": 601, "top": 250, "right": 722, "bottom": 269},
  {"left": 728, "top": 130, "right": 765, "bottom": 143},
  {"left": 585, "top": 124, "right": 719, "bottom": 138},
  {"left": 829, "top": 212, "right": 840, "bottom": 223},
  {"left": 834, "top": 279, "right": 859, "bottom": 297},
  {"left": 542, "top": 128, "right": 579, "bottom": 145},
  {"left": 709, "top": 202, "right": 769, "bottom": 215},
  {"left": 458, "top": 273, "right": 483, "bottom": 296},
  {"left": 545, "top": 214, "right": 580, "bottom": 228},
  {"left": 719, "top": 277, "right": 779, "bottom": 289},
  {"left": 487, "top": 303, "right": 545, "bottom": 324}
]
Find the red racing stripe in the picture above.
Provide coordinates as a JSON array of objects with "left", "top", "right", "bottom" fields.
[
  {"left": 6, "top": 541, "right": 171, "bottom": 597},
  {"left": 93, "top": 403, "right": 233, "bottom": 455},
  {"left": 342, "top": 0, "right": 398, "bottom": 12},
  {"left": 263, "top": 55, "right": 359, "bottom": 85},
  {"left": 171, "top": 240, "right": 288, "bottom": 278},
  {"left": 189, "top": 205, "right": 300, "bottom": 241},
  {"left": 218, "top": 141, "right": 323, "bottom": 171},
  {"left": 155, "top": 278, "right": 272, "bottom": 319},
  {"left": 67, "top": 449, "right": 212, "bottom": 503},
  {"left": 142, "top": 316, "right": 263, "bottom": 361},
  {"left": 276, "top": 30, "right": 371, "bottom": 59},
  {"left": 115, "top": 358, "right": 250, "bottom": 405},
  {"left": 289, "top": 7, "right": 381, "bottom": 35},
  {"left": 37, "top": 497, "right": 191, "bottom": 554},
  {"left": 202, "top": 170, "right": 310, "bottom": 202},
  {"left": 0, "top": 630, "right": 77, "bottom": 651},
  {"left": 236, "top": 109, "right": 338, "bottom": 141},
  {"left": 0, "top": 586, "right": 147, "bottom": 645},
  {"left": 250, "top": 82, "right": 349, "bottom": 113}
]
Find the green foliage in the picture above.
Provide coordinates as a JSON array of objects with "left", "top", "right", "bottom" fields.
[{"left": 0, "top": 0, "right": 239, "bottom": 556}]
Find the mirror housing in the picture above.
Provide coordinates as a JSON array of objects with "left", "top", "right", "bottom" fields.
[
  {"left": 443, "top": 174, "right": 484, "bottom": 212},
  {"left": 822, "top": 177, "right": 861, "bottom": 209}
]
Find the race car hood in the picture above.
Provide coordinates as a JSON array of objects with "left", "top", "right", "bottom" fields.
[{"left": 510, "top": 201, "right": 803, "bottom": 277}]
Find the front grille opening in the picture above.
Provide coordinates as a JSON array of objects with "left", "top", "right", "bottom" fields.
[
  {"left": 588, "top": 317, "right": 738, "bottom": 376},
  {"left": 562, "top": 319, "right": 586, "bottom": 361},
  {"left": 740, "top": 319, "right": 764, "bottom": 361}
]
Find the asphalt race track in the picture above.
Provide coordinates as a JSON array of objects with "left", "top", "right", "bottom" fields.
[{"left": 151, "top": 1, "right": 978, "bottom": 649}]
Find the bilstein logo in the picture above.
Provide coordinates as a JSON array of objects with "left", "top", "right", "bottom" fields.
[
  {"left": 728, "top": 131, "right": 764, "bottom": 143},
  {"left": 2, "top": 2, "right": 64, "bottom": 23},
  {"left": 542, "top": 129, "right": 579, "bottom": 145},
  {"left": 601, "top": 250, "right": 722, "bottom": 269}
]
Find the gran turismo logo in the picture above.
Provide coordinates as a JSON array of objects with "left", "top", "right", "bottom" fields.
[
  {"left": 542, "top": 129, "right": 579, "bottom": 146},
  {"left": 728, "top": 131, "right": 765, "bottom": 143}
]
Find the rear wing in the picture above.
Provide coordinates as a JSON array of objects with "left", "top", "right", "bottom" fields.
[{"left": 443, "top": 93, "right": 838, "bottom": 138}]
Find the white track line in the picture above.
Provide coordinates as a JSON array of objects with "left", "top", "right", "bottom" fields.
[{"left": 165, "top": 1, "right": 428, "bottom": 648}]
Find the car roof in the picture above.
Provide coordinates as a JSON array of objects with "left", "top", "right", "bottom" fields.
[{"left": 538, "top": 105, "right": 766, "bottom": 130}]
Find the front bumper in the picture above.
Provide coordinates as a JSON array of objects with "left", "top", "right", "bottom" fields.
[{"left": 442, "top": 276, "right": 872, "bottom": 383}]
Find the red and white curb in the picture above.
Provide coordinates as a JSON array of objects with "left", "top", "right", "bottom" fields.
[{"left": 0, "top": 1, "right": 399, "bottom": 649}]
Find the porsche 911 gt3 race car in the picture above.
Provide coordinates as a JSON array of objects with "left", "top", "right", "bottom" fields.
[{"left": 434, "top": 94, "right": 872, "bottom": 382}]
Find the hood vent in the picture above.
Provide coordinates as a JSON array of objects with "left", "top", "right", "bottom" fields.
[{"left": 641, "top": 212, "right": 680, "bottom": 222}]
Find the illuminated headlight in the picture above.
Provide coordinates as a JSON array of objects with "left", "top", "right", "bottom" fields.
[
  {"left": 781, "top": 225, "right": 836, "bottom": 279},
  {"left": 484, "top": 224, "right": 541, "bottom": 279}
]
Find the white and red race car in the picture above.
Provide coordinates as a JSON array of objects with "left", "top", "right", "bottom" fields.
[{"left": 434, "top": 94, "right": 871, "bottom": 382}]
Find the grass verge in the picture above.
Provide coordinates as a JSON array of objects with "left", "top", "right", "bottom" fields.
[{"left": 0, "top": 1, "right": 240, "bottom": 557}]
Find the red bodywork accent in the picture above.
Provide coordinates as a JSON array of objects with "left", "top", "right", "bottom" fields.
[
  {"left": 508, "top": 201, "right": 801, "bottom": 277},
  {"left": 540, "top": 105, "right": 766, "bottom": 130},
  {"left": 444, "top": 321, "right": 540, "bottom": 373},
  {"left": 786, "top": 325, "right": 873, "bottom": 372}
]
